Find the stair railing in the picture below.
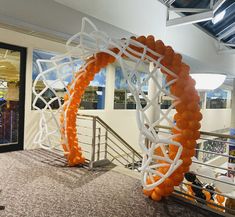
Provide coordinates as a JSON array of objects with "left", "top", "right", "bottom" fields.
[{"left": 76, "top": 114, "right": 142, "bottom": 170}]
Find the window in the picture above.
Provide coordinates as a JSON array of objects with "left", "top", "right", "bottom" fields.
[
  {"left": 32, "top": 49, "right": 106, "bottom": 110},
  {"left": 114, "top": 66, "right": 148, "bottom": 109},
  {"left": 160, "top": 76, "right": 172, "bottom": 109},
  {"left": 206, "top": 88, "right": 231, "bottom": 109},
  {"left": 80, "top": 70, "right": 106, "bottom": 110}
]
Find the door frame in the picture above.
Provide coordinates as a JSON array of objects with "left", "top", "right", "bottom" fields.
[{"left": 0, "top": 42, "right": 27, "bottom": 152}]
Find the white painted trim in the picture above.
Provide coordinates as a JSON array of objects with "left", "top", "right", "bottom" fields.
[{"left": 167, "top": 11, "right": 213, "bottom": 27}]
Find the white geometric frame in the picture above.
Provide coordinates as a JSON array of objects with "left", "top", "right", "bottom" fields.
[{"left": 32, "top": 17, "right": 184, "bottom": 191}]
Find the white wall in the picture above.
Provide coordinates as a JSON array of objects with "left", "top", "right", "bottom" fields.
[
  {"left": 55, "top": 0, "right": 167, "bottom": 39},
  {"left": 201, "top": 109, "right": 231, "bottom": 132},
  {"left": 165, "top": 21, "right": 235, "bottom": 75},
  {"left": 54, "top": 0, "right": 235, "bottom": 76},
  {"left": 79, "top": 108, "right": 232, "bottom": 152},
  {"left": 0, "top": 27, "right": 67, "bottom": 149}
]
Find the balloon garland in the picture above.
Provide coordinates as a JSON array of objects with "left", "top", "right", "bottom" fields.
[
  {"left": 33, "top": 18, "right": 202, "bottom": 201},
  {"left": 59, "top": 24, "right": 202, "bottom": 201}
]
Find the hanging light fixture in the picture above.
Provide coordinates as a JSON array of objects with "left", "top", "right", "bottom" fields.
[{"left": 191, "top": 73, "right": 226, "bottom": 91}]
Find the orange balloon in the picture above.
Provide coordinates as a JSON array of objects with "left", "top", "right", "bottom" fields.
[
  {"left": 143, "top": 189, "right": 153, "bottom": 197},
  {"left": 180, "top": 63, "right": 190, "bottom": 74},
  {"left": 177, "top": 119, "right": 189, "bottom": 129},
  {"left": 194, "top": 112, "right": 203, "bottom": 121},
  {"left": 169, "top": 152, "right": 177, "bottom": 160},
  {"left": 137, "top": 35, "right": 147, "bottom": 45},
  {"left": 181, "top": 148, "right": 191, "bottom": 158},
  {"left": 169, "top": 144, "right": 179, "bottom": 153},
  {"left": 216, "top": 195, "right": 225, "bottom": 203},
  {"left": 166, "top": 74, "right": 175, "bottom": 83},
  {"left": 172, "top": 53, "right": 182, "bottom": 65},
  {"left": 203, "top": 190, "right": 211, "bottom": 201},
  {"left": 188, "top": 121, "right": 201, "bottom": 130},
  {"left": 155, "top": 40, "right": 165, "bottom": 55},
  {"left": 174, "top": 113, "right": 181, "bottom": 122},
  {"left": 187, "top": 102, "right": 200, "bottom": 112},
  {"left": 146, "top": 177, "right": 153, "bottom": 185},
  {"left": 182, "top": 111, "right": 194, "bottom": 120},
  {"left": 173, "top": 172, "right": 184, "bottom": 180},
  {"left": 181, "top": 165, "right": 190, "bottom": 173},
  {"left": 165, "top": 178, "right": 174, "bottom": 188},
  {"left": 175, "top": 103, "right": 185, "bottom": 113},
  {"left": 192, "top": 131, "right": 200, "bottom": 140},
  {"left": 164, "top": 186, "right": 174, "bottom": 196},
  {"left": 154, "top": 186, "right": 165, "bottom": 196},
  {"left": 151, "top": 191, "right": 162, "bottom": 201},
  {"left": 182, "top": 129, "right": 194, "bottom": 139},
  {"left": 184, "top": 139, "right": 197, "bottom": 149},
  {"left": 181, "top": 157, "right": 192, "bottom": 166}
]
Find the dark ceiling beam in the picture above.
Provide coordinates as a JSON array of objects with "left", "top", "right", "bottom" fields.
[
  {"left": 213, "top": 0, "right": 227, "bottom": 13},
  {"left": 166, "top": 11, "right": 213, "bottom": 27},
  {"left": 217, "top": 25, "right": 235, "bottom": 41},
  {"left": 169, "top": 8, "right": 210, "bottom": 13}
]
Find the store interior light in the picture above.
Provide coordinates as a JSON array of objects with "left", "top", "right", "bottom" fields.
[
  {"left": 212, "top": 10, "right": 226, "bottom": 24},
  {"left": 190, "top": 73, "right": 226, "bottom": 91}
]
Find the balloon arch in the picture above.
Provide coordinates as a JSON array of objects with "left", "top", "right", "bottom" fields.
[{"left": 33, "top": 18, "right": 202, "bottom": 201}]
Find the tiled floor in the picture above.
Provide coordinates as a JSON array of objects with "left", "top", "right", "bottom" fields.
[{"left": 0, "top": 149, "right": 222, "bottom": 217}]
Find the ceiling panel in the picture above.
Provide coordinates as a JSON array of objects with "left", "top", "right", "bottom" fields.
[{"left": 171, "top": 0, "right": 235, "bottom": 48}]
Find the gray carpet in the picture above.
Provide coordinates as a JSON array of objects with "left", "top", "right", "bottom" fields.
[{"left": 0, "top": 149, "right": 221, "bottom": 217}]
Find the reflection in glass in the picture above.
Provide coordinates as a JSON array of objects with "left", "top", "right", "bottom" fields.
[
  {"left": 0, "top": 48, "right": 20, "bottom": 145},
  {"left": 32, "top": 49, "right": 106, "bottom": 110},
  {"left": 206, "top": 88, "right": 231, "bottom": 109},
  {"left": 114, "top": 66, "right": 148, "bottom": 109}
]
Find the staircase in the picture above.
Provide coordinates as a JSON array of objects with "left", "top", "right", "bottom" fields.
[{"left": 76, "top": 114, "right": 142, "bottom": 170}]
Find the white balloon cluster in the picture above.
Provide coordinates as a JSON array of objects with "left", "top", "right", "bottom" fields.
[{"left": 190, "top": 158, "right": 235, "bottom": 198}]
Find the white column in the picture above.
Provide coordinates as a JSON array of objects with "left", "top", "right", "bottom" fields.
[
  {"left": 228, "top": 79, "right": 235, "bottom": 177},
  {"left": 199, "top": 91, "right": 207, "bottom": 110},
  {"left": 231, "top": 79, "right": 235, "bottom": 128},
  {"left": 226, "top": 90, "right": 231, "bottom": 109},
  {"left": 104, "top": 64, "right": 115, "bottom": 111},
  {"left": 146, "top": 63, "right": 161, "bottom": 123}
]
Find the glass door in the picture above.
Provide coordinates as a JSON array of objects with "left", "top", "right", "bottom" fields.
[{"left": 0, "top": 43, "right": 26, "bottom": 152}]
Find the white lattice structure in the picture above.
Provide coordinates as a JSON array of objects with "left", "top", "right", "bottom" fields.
[{"left": 33, "top": 18, "right": 201, "bottom": 198}]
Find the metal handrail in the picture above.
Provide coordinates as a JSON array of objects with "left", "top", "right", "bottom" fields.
[
  {"left": 96, "top": 116, "right": 142, "bottom": 158},
  {"left": 75, "top": 114, "right": 235, "bottom": 214},
  {"left": 153, "top": 124, "right": 235, "bottom": 215},
  {"left": 76, "top": 113, "right": 142, "bottom": 170},
  {"left": 156, "top": 124, "right": 235, "bottom": 140},
  {"left": 78, "top": 113, "right": 142, "bottom": 159}
]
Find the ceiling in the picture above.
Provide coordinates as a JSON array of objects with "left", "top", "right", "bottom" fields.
[
  {"left": 170, "top": 0, "right": 235, "bottom": 49},
  {"left": 0, "top": 0, "right": 234, "bottom": 88}
]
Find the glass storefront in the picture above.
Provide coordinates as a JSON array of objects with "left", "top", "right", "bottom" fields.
[{"left": 0, "top": 43, "right": 26, "bottom": 152}]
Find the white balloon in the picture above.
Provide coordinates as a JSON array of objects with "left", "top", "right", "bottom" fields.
[
  {"left": 189, "top": 157, "right": 201, "bottom": 172},
  {"left": 197, "top": 166, "right": 216, "bottom": 184},
  {"left": 214, "top": 176, "right": 235, "bottom": 193}
]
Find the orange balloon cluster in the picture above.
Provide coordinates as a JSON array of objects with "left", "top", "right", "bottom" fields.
[
  {"left": 60, "top": 35, "right": 202, "bottom": 201},
  {"left": 60, "top": 53, "right": 116, "bottom": 166},
  {"left": 128, "top": 36, "right": 203, "bottom": 201},
  {"left": 205, "top": 193, "right": 225, "bottom": 211}
]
